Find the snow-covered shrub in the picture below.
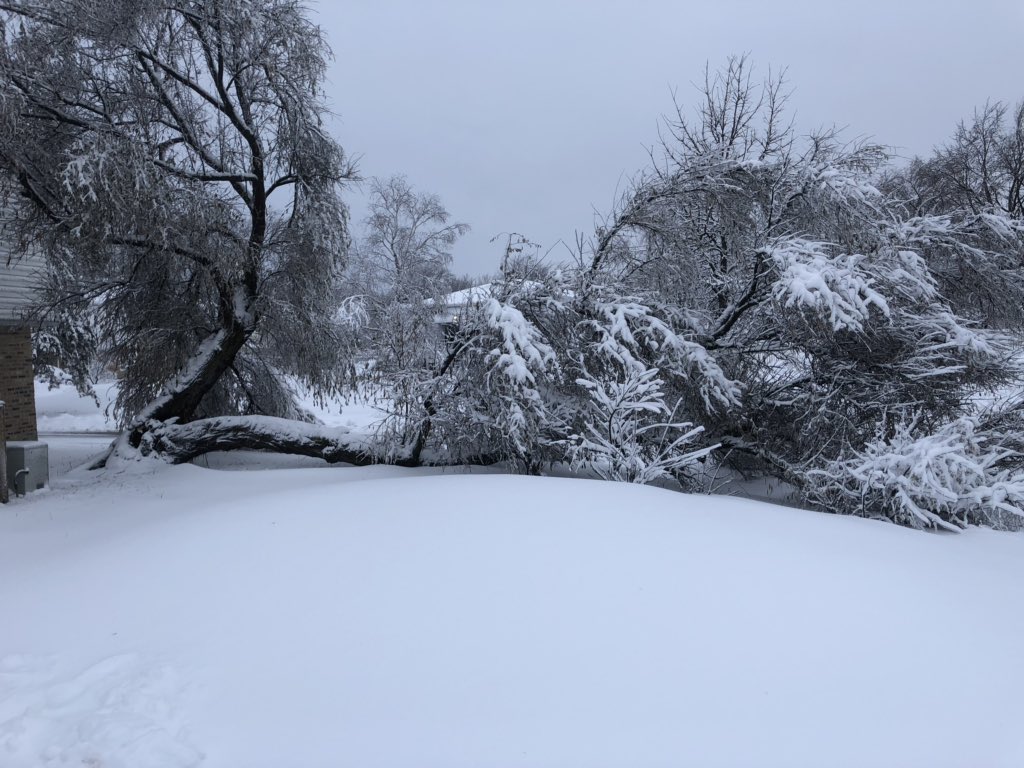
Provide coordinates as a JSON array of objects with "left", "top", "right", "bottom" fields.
[
  {"left": 559, "top": 290, "right": 734, "bottom": 483},
  {"left": 568, "top": 365, "right": 715, "bottom": 483},
  {"left": 359, "top": 261, "right": 729, "bottom": 482},
  {"left": 771, "top": 239, "right": 890, "bottom": 334},
  {"left": 463, "top": 294, "right": 560, "bottom": 465},
  {"left": 807, "top": 416, "right": 1024, "bottom": 531}
]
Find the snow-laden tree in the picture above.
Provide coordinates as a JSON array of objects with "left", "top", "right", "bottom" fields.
[
  {"left": 905, "top": 101, "right": 1024, "bottom": 219},
  {"left": 356, "top": 176, "right": 469, "bottom": 304},
  {"left": 885, "top": 101, "right": 1024, "bottom": 328},
  {"left": 355, "top": 257, "right": 727, "bottom": 484},
  {"left": 0, "top": 0, "right": 358, "bottom": 463},
  {"left": 318, "top": 58, "right": 1022, "bottom": 523},
  {"left": 575, "top": 56, "right": 1023, "bottom": 527},
  {"left": 806, "top": 415, "right": 1024, "bottom": 532}
]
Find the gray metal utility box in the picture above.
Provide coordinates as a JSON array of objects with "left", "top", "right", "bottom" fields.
[{"left": 6, "top": 441, "right": 48, "bottom": 494}]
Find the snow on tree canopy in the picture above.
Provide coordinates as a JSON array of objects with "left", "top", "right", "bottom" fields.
[
  {"left": 587, "top": 298, "right": 741, "bottom": 412},
  {"left": 770, "top": 239, "right": 889, "bottom": 332},
  {"left": 482, "top": 298, "right": 556, "bottom": 386},
  {"left": 810, "top": 416, "right": 1024, "bottom": 531}
]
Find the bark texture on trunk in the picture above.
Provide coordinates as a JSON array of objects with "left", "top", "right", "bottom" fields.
[
  {"left": 126, "top": 288, "right": 256, "bottom": 449},
  {"left": 140, "top": 416, "right": 378, "bottom": 466},
  {"left": 134, "top": 415, "right": 502, "bottom": 469}
]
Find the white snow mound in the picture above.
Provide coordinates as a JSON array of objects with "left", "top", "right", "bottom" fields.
[{"left": 1, "top": 463, "right": 1022, "bottom": 767}]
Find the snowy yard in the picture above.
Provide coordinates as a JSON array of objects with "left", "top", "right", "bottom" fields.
[
  {"left": 34, "top": 378, "right": 387, "bottom": 436},
  {"left": 4, "top": 0, "right": 1024, "bottom": 765},
  {"left": 1, "top": 460, "right": 1022, "bottom": 767}
]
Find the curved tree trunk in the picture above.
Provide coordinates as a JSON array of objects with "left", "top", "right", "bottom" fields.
[
  {"left": 133, "top": 415, "right": 502, "bottom": 468},
  {"left": 140, "top": 416, "right": 379, "bottom": 465},
  {"left": 85, "top": 286, "right": 259, "bottom": 469},
  {"left": 124, "top": 287, "right": 257, "bottom": 445}
]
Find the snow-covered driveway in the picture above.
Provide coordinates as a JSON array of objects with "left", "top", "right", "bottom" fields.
[{"left": 1, "top": 463, "right": 1022, "bottom": 767}]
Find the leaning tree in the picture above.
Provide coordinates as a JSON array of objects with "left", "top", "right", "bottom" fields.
[{"left": 0, "top": 0, "right": 373, "bottom": 464}]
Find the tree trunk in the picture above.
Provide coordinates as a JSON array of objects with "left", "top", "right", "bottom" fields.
[
  {"left": 134, "top": 415, "right": 502, "bottom": 468},
  {"left": 125, "top": 288, "right": 256, "bottom": 448},
  {"left": 140, "top": 416, "right": 378, "bottom": 465}
]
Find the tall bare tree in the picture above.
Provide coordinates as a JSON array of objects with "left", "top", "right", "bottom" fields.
[
  {"left": 355, "top": 175, "right": 468, "bottom": 302},
  {"left": 346, "top": 175, "right": 469, "bottom": 453}
]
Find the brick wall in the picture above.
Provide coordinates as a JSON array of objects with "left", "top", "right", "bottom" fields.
[{"left": 0, "top": 328, "right": 37, "bottom": 441}]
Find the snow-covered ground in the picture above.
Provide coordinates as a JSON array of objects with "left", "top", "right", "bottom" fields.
[
  {"left": 34, "top": 377, "right": 388, "bottom": 479},
  {"left": 34, "top": 379, "right": 120, "bottom": 433},
  {"left": 34, "top": 378, "right": 387, "bottom": 434},
  {"left": 15, "top": 377, "right": 1023, "bottom": 765},
  {"left": 45, "top": 434, "right": 115, "bottom": 479},
  {"left": 1, "top": 461, "right": 1022, "bottom": 767}
]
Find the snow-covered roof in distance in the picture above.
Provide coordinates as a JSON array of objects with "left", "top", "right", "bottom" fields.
[
  {"left": 443, "top": 282, "right": 493, "bottom": 308},
  {"left": 424, "top": 283, "right": 494, "bottom": 310},
  {"left": 426, "top": 283, "right": 494, "bottom": 325},
  {"left": 430, "top": 280, "right": 573, "bottom": 324},
  {"left": 432, "top": 280, "right": 554, "bottom": 309}
]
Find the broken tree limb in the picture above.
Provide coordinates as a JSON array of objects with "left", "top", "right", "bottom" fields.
[{"left": 85, "top": 414, "right": 503, "bottom": 470}]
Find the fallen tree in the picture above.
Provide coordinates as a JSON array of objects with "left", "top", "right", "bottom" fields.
[{"left": 76, "top": 415, "right": 498, "bottom": 470}]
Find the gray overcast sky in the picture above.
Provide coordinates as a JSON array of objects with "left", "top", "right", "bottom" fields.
[{"left": 314, "top": 0, "right": 1023, "bottom": 276}]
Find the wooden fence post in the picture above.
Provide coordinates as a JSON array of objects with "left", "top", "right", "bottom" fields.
[{"left": 0, "top": 401, "right": 8, "bottom": 504}]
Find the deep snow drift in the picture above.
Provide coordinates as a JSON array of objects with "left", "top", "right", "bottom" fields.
[{"left": 1, "top": 463, "right": 1022, "bottom": 767}]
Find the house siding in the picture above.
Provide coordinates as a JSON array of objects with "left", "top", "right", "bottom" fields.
[
  {"left": 0, "top": 206, "right": 44, "bottom": 325},
  {"left": 0, "top": 201, "right": 41, "bottom": 441}
]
